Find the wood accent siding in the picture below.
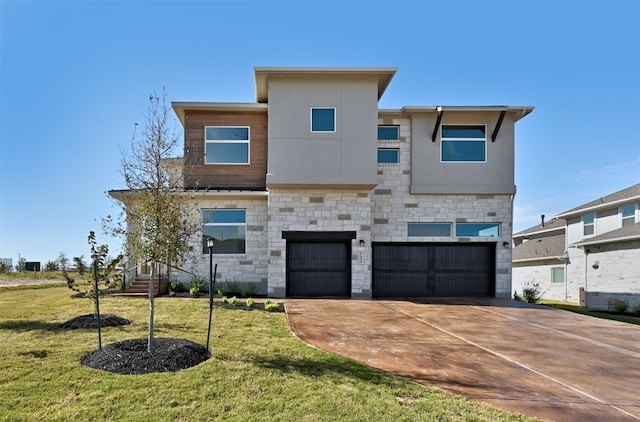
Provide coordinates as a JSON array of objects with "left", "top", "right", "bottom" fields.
[{"left": 183, "top": 110, "right": 267, "bottom": 189}]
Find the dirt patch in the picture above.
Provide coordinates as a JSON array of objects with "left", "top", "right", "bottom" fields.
[
  {"left": 60, "top": 314, "right": 132, "bottom": 329},
  {"left": 0, "top": 278, "right": 64, "bottom": 287},
  {"left": 81, "top": 338, "right": 209, "bottom": 374}
]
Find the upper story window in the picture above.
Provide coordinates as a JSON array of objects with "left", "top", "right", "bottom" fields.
[
  {"left": 311, "top": 107, "right": 336, "bottom": 132},
  {"left": 377, "top": 125, "right": 399, "bottom": 141},
  {"left": 622, "top": 204, "right": 636, "bottom": 227},
  {"left": 377, "top": 148, "right": 399, "bottom": 164},
  {"left": 202, "top": 209, "right": 246, "bottom": 254},
  {"left": 408, "top": 223, "right": 452, "bottom": 237},
  {"left": 205, "top": 126, "right": 249, "bottom": 164},
  {"left": 441, "top": 125, "right": 486, "bottom": 162},
  {"left": 583, "top": 213, "right": 595, "bottom": 236},
  {"left": 456, "top": 223, "right": 499, "bottom": 237}
]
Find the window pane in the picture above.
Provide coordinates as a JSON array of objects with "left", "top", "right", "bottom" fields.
[
  {"left": 622, "top": 204, "right": 635, "bottom": 217},
  {"left": 442, "top": 141, "right": 486, "bottom": 162},
  {"left": 202, "top": 225, "right": 246, "bottom": 254},
  {"left": 442, "top": 125, "right": 485, "bottom": 139},
  {"left": 205, "top": 127, "right": 249, "bottom": 140},
  {"left": 408, "top": 223, "right": 452, "bottom": 237},
  {"left": 456, "top": 223, "right": 499, "bottom": 237},
  {"left": 584, "top": 225, "right": 594, "bottom": 236},
  {"left": 378, "top": 126, "right": 399, "bottom": 140},
  {"left": 552, "top": 267, "right": 564, "bottom": 283},
  {"left": 583, "top": 213, "right": 594, "bottom": 224},
  {"left": 377, "top": 148, "right": 399, "bottom": 163},
  {"left": 205, "top": 142, "right": 249, "bottom": 164},
  {"left": 203, "top": 209, "right": 245, "bottom": 224},
  {"left": 311, "top": 108, "right": 335, "bottom": 132}
]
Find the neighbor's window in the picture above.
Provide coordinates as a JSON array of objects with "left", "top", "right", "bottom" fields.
[
  {"left": 456, "top": 223, "right": 499, "bottom": 237},
  {"left": 408, "top": 223, "right": 452, "bottom": 237},
  {"left": 551, "top": 267, "right": 564, "bottom": 284},
  {"left": 205, "top": 126, "right": 249, "bottom": 164},
  {"left": 441, "top": 125, "right": 486, "bottom": 162},
  {"left": 583, "top": 213, "right": 595, "bottom": 236},
  {"left": 377, "top": 125, "right": 399, "bottom": 141},
  {"left": 311, "top": 107, "right": 336, "bottom": 132},
  {"left": 622, "top": 204, "right": 636, "bottom": 227},
  {"left": 377, "top": 148, "right": 399, "bottom": 164},
  {"left": 202, "top": 209, "right": 246, "bottom": 254}
]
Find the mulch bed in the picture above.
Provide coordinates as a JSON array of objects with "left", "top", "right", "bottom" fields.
[
  {"left": 81, "top": 338, "right": 210, "bottom": 375},
  {"left": 60, "top": 314, "right": 132, "bottom": 329}
]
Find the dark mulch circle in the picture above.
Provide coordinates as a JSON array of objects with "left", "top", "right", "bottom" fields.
[
  {"left": 81, "top": 338, "right": 210, "bottom": 374},
  {"left": 60, "top": 314, "right": 132, "bottom": 329}
]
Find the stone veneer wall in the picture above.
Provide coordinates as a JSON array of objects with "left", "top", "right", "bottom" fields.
[
  {"left": 186, "top": 197, "right": 269, "bottom": 294},
  {"left": 375, "top": 116, "right": 514, "bottom": 298},
  {"left": 267, "top": 188, "right": 372, "bottom": 298}
]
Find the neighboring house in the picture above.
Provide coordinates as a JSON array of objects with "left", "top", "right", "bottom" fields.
[
  {"left": 513, "top": 183, "right": 640, "bottom": 310},
  {"left": 111, "top": 67, "right": 533, "bottom": 299}
]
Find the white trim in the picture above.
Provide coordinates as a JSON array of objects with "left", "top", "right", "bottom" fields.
[
  {"left": 202, "top": 208, "right": 247, "bottom": 255},
  {"left": 204, "top": 126, "right": 250, "bottom": 165},
  {"left": 582, "top": 212, "right": 595, "bottom": 238},
  {"left": 440, "top": 124, "right": 487, "bottom": 163},
  {"left": 377, "top": 148, "right": 400, "bottom": 164},
  {"left": 310, "top": 107, "right": 336, "bottom": 133},
  {"left": 556, "top": 195, "right": 640, "bottom": 218},
  {"left": 377, "top": 125, "right": 400, "bottom": 141},
  {"left": 621, "top": 203, "right": 636, "bottom": 227}
]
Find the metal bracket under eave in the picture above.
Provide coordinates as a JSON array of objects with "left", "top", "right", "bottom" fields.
[
  {"left": 431, "top": 108, "right": 443, "bottom": 142},
  {"left": 491, "top": 110, "right": 507, "bottom": 142}
]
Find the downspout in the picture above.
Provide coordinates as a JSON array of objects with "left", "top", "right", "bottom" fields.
[{"left": 584, "top": 248, "right": 589, "bottom": 309}]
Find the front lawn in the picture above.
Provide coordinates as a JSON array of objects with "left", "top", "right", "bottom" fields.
[{"left": 0, "top": 285, "right": 535, "bottom": 421}]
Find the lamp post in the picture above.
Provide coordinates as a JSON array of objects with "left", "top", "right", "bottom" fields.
[{"left": 206, "top": 238, "right": 215, "bottom": 353}]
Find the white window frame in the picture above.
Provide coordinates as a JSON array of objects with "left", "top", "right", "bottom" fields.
[
  {"left": 583, "top": 213, "right": 595, "bottom": 237},
  {"left": 377, "top": 125, "right": 400, "bottom": 141},
  {"left": 441, "top": 124, "right": 487, "bottom": 163},
  {"left": 204, "top": 126, "right": 250, "bottom": 165},
  {"left": 551, "top": 267, "right": 565, "bottom": 284},
  {"left": 621, "top": 204, "right": 636, "bottom": 227},
  {"left": 310, "top": 107, "right": 336, "bottom": 133},
  {"left": 377, "top": 148, "right": 400, "bottom": 164},
  {"left": 202, "top": 209, "right": 247, "bottom": 255}
]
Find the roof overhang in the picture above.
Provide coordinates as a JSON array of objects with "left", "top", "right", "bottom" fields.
[
  {"left": 108, "top": 189, "right": 269, "bottom": 202},
  {"left": 171, "top": 102, "right": 267, "bottom": 125},
  {"left": 575, "top": 234, "right": 640, "bottom": 248},
  {"left": 254, "top": 67, "right": 397, "bottom": 103},
  {"left": 513, "top": 255, "right": 567, "bottom": 264},
  {"left": 556, "top": 195, "right": 640, "bottom": 219}
]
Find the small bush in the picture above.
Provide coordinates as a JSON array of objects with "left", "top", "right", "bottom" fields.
[
  {"left": 246, "top": 297, "right": 255, "bottom": 308},
  {"left": 224, "top": 281, "right": 242, "bottom": 295},
  {"left": 521, "top": 281, "right": 544, "bottom": 304},
  {"left": 221, "top": 296, "right": 229, "bottom": 304},
  {"left": 513, "top": 291, "right": 522, "bottom": 302},
  {"left": 613, "top": 299, "right": 629, "bottom": 313},
  {"left": 228, "top": 296, "right": 239, "bottom": 307},
  {"left": 242, "top": 283, "right": 258, "bottom": 297},
  {"left": 264, "top": 298, "right": 280, "bottom": 312},
  {"left": 169, "top": 281, "right": 186, "bottom": 296},
  {"left": 189, "top": 279, "right": 204, "bottom": 297}
]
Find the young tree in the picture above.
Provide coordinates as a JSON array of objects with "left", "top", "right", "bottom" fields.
[
  {"left": 64, "top": 232, "right": 123, "bottom": 318},
  {"left": 107, "top": 90, "right": 198, "bottom": 353}
]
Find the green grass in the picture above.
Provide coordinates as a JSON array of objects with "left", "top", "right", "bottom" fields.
[
  {"left": 0, "top": 285, "right": 537, "bottom": 421},
  {"left": 0, "top": 270, "right": 67, "bottom": 281},
  {"left": 540, "top": 301, "right": 640, "bottom": 326}
]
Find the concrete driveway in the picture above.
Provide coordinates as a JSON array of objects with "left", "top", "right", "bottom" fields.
[{"left": 285, "top": 298, "right": 640, "bottom": 422}]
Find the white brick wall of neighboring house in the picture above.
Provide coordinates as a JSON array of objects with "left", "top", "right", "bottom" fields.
[
  {"left": 584, "top": 240, "right": 640, "bottom": 311},
  {"left": 267, "top": 188, "right": 372, "bottom": 298},
  {"left": 513, "top": 261, "right": 568, "bottom": 302},
  {"left": 185, "top": 197, "right": 269, "bottom": 294},
  {"left": 374, "top": 117, "right": 514, "bottom": 298}
]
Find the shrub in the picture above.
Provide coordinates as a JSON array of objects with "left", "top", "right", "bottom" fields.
[
  {"left": 612, "top": 299, "right": 629, "bottom": 313},
  {"left": 246, "top": 297, "right": 255, "bottom": 308},
  {"left": 224, "top": 281, "right": 242, "bottom": 295},
  {"left": 189, "top": 278, "right": 205, "bottom": 297},
  {"left": 228, "top": 296, "right": 239, "bottom": 307},
  {"left": 633, "top": 303, "right": 640, "bottom": 315},
  {"left": 242, "top": 283, "right": 258, "bottom": 297},
  {"left": 264, "top": 298, "right": 280, "bottom": 312},
  {"left": 513, "top": 291, "right": 522, "bottom": 302},
  {"left": 169, "top": 281, "right": 186, "bottom": 296},
  {"left": 521, "top": 281, "right": 544, "bottom": 304}
]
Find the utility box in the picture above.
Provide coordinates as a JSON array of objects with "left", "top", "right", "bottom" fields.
[{"left": 25, "top": 262, "right": 41, "bottom": 272}]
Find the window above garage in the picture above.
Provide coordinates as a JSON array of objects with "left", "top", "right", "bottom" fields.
[{"left": 441, "top": 125, "right": 486, "bottom": 163}]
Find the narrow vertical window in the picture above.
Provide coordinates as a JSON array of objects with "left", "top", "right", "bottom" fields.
[
  {"left": 622, "top": 204, "right": 636, "bottom": 227},
  {"left": 583, "top": 213, "right": 595, "bottom": 236}
]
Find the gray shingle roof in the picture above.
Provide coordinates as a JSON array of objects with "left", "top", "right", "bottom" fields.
[
  {"left": 557, "top": 183, "right": 640, "bottom": 217},
  {"left": 513, "top": 217, "right": 565, "bottom": 237},
  {"left": 513, "top": 232, "right": 566, "bottom": 261}
]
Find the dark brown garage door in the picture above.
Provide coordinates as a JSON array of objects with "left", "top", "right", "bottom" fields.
[
  {"left": 284, "top": 231, "right": 354, "bottom": 298},
  {"left": 372, "top": 243, "right": 495, "bottom": 297}
]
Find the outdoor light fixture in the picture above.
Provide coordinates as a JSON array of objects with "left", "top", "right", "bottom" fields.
[
  {"left": 502, "top": 241, "right": 510, "bottom": 248},
  {"left": 207, "top": 238, "right": 214, "bottom": 249},
  {"left": 359, "top": 239, "right": 365, "bottom": 247},
  {"left": 206, "top": 238, "right": 215, "bottom": 353}
]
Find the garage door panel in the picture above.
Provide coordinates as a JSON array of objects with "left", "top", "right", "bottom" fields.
[
  {"left": 288, "top": 242, "right": 349, "bottom": 271},
  {"left": 373, "top": 243, "right": 495, "bottom": 298},
  {"left": 287, "top": 272, "right": 350, "bottom": 297},
  {"left": 286, "top": 240, "right": 351, "bottom": 298}
]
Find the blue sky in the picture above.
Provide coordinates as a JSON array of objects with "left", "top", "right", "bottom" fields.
[{"left": 1, "top": 0, "right": 639, "bottom": 265}]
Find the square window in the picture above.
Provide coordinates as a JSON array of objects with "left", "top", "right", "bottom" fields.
[
  {"left": 622, "top": 204, "right": 636, "bottom": 227},
  {"left": 408, "top": 223, "right": 452, "bottom": 237},
  {"left": 377, "top": 148, "right": 399, "bottom": 164},
  {"left": 205, "top": 126, "right": 249, "bottom": 164},
  {"left": 552, "top": 267, "right": 564, "bottom": 283},
  {"left": 311, "top": 108, "right": 336, "bottom": 132},
  {"left": 202, "top": 209, "right": 246, "bottom": 254},
  {"left": 441, "top": 125, "right": 486, "bottom": 162},
  {"left": 456, "top": 223, "right": 499, "bottom": 237},
  {"left": 377, "top": 125, "right": 399, "bottom": 141}
]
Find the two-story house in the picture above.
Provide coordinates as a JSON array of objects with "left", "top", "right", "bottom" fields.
[
  {"left": 115, "top": 67, "right": 533, "bottom": 299},
  {"left": 513, "top": 183, "right": 640, "bottom": 310}
]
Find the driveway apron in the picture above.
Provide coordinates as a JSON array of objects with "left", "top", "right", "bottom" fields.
[{"left": 285, "top": 298, "right": 640, "bottom": 422}]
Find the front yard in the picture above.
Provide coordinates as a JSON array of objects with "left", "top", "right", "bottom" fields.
[{"left": 0, "top": 284, "right": 535, "bottom": 421}]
